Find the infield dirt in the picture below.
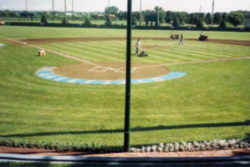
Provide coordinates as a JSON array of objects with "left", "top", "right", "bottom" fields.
[{"left": 53, "top": 62, "right": 171, "bottom": 80}]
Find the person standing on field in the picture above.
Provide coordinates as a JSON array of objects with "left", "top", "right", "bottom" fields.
[
  {"left": 179, "top": 34, "right": 184, "bottom": 45},
  {"left": 136, "top": 39, "right": 141, "bottom": 56}
]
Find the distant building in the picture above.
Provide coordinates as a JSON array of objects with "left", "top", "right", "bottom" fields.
[{"left": 245, "top": 13, "right": 250, "bottom": 28}]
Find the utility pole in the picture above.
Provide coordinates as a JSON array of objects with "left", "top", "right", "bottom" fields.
[
  {"left": 64, "top": 0, "right": 67, "bottom": 14},
  {"left": 139, "top": 0, "right": 142, "bottom": 26},
  {"left": 72, "top": 0, "right": 74, "bottom": 15},
  {"left": 25, "top": 0, "right": 28, "bottom": 11},
  {"left": 211, "top": 0, "right": 215, "bottom": 24},
  {"left": 156, "top": 7, "right": 160, "bottom": 27},
  {"left": 52, "top": 0, "right": 55, "bottom": 12},
  {"left": 124, "top": 0, "right": 132, "bottom": 152},
  {"left": 52, "top": 0, "right": 55, "bottom": 20}
]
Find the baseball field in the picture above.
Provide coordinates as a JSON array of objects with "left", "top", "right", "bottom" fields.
[{"left": 0, "top": 26, "right": 249, "bottom": 148}]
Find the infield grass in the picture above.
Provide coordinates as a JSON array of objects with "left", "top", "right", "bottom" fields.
[{"left": 0, "top": 26, "right": 249, "bottom": 148}]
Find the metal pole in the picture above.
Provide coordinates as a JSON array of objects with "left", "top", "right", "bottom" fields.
[
  {"left": 25, "top": 0, "right": 28, "bottom": 11},
  {"left": 64, "top": 0, "right": 67, "bottom": 13},
  {"left": 52, "top": 0, "right": 55, "bottom": 12},
  {"left": 72, "top": 0, "right": 74, "bottom": 14},
  {"left": 139, "top": 0, "right": 142, "bottom": 26},
  {"left": 124, "top": 0, "right": 132, "bottom": 152},
  {"left": 211, "top": 0, "right": 215, "bottom": 25},
  {"left": 157, "top": 7, "right": 160, "bottom": 27},
  {"left": 52, "top": 0, "right": 55, "bottom": 20}
]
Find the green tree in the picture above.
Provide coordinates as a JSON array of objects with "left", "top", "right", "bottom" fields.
[
  {"left": 40, "top": 15, "right": 48, "bottom": 25},
  {"left": 228, "top": 12, "right": 244, "bottom": 27},
  {"left": 154, "top": 6, "right": 166, "bottom": 24},
  {"left": 104, "top": 6, "right": 119, "bottom": 16},
  {"left": 205, "top": 13, "right": 212, "bottom": 25},
  {"left": 219, "top": 19, "right": 227, "bottom": 29},
  {"left": 132, "top": 15, "right": 137, "bottom": 26},
  {"left": 172, "top": 17, "right": 180, "bottom": 28},
  {"left": 62, "top": 17, "right": 68, "bottom": 25},
  {"left": 214, "top": 13, "right": 222, "bottom": 25},
  {"left": 165, "top": 11, "right": 174, "bottom": 23},
  {"left": 177, "top": 12, "right": 188, "bottom": 24},
  {"left": 83, "top": 17, "right": 91, "bottom": 26},
  {"left": 105, "top": 16, "right": 112, "bottom": 26},
  {"left": 144, "top": 10, "right": 155, "bottom": 26},
  {"left": 196, "top": 18, "right": 204, "bottom": 28}
]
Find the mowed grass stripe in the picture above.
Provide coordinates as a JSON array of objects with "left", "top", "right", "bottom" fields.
[
  {"left": 80, "top": 41, "right": 164, "bottom": 64},
  {"left": 179, "top": 47, "right": 232, "bottom": 59},
  {"left": 186, "top": 46, "right": 239, "bottom": 58},
  {"left": 44, "top": 44, "right": 102, "bottom": 62},
  {"left": 63, "top": 42, "right": 123, "bottom": 62},
  {"left": 168, "top": 47, "right": 210, "bottom": 61},
  {"left": 145, "top": 50, "right": 183, "bottom": 63},
  {"left": 106, "top": 42, "right": 183, "bottom": 64},
  {"left": 155, "top": 48, "right": 200, "bottom": 61},
  {"left": 88, "top": 41, "right": 126, "bottom": 53},
  {"left": 47, "top": 43, "right": 119, "bottom": 62},
  {"left": 105, "top": 42, "right": 170, "bottom": 64},
  {"left": 145, "top": 47, "right": 192, "bottom": 61},
  {"left": 172, "top": 43, "right": 228, "bottom": 59},
  {"left": 72, "top": 42, "right": 125, "bottom": 60},
  {"left": 188, "top": 43, "right": 250, "bottom": 57},
  {"left": 60, "top": 42, "right": 122, "bottom": 61}
]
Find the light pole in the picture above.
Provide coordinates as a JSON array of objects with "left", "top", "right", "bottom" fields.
[
  {"left": 124, "top": 0, "right": 132, "bottom": 152},
  {"left": 72, "top": 0, "right": 74, "bottom": 15},
  {"left": 52, "top": 0, "right": 55, "bottom": 20},
  {"left": 64, "top": 0, "right": 67, "bottom": 14},
  {"left": 139, "top": 0, "right": 142, "bottom": 26},
  {"left": 156, "top": 7, "right": 160, "bottom": 27},
  {"left": 211, "top": 0, "right": 215, "bottom": 25},
  {"left": 52, "top": 0, "right": 55, "bottom": 12},
  {"left": 25, "top": 0, "right": 28, "bottom": 11}
]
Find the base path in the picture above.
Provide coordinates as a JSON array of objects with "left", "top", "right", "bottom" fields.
[{"left": 36, "top": 66, "right": 186, "bottom": 85}]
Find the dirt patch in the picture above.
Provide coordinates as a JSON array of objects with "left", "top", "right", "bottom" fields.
[
  {"left": 21, "top": 37, "right": 250, "bottom": 47},
  {"left": 0, "top": 146, "right": 249, "bottom": 157},
  {"left": 206, "top": 39, "right": 250, "bottom": 46},
  {"left": 53, "top": 62, "right": 171, "bottom": 80}
]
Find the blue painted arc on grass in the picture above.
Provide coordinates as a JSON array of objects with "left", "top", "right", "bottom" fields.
[
  {"left": 0, "top": 43, "right": 5, "bottom": 47},
  {"left": 36, "top": 67, "right": 186, "bottom": 85}
]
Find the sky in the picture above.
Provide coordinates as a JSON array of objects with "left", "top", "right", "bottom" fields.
[{"left": 0, "top": 0, "right": 249, "bottom": 13}]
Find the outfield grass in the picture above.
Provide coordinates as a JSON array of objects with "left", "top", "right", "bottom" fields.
[
  {"left": 1, "top": 26, "right": 250, "bottom": 40},
  {"left": 0, "top": 26, "right": 249, "bottom": 148}
]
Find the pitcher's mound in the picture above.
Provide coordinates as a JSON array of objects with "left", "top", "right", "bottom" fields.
[{"left": 53, "top": 62, "right": 170, "bottom": 80}]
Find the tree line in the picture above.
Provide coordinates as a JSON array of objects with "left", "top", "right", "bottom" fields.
[{"left": 0, "top": 6, "right": 249, "bottom": 28}]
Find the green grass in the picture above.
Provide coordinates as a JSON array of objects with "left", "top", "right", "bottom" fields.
[
  {"left": 1, "top": 25, "right": 250, "bottom": 40},
  {"left": 0, "top": 26, "right": 249, "bottom": 149},
  {"left": 42, "top": 40, "right": 250, "bottom": 64}
]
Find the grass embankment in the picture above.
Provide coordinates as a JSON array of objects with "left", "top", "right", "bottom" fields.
[{"left": 0, "top": 26, "right": 249, "bottom": 148}]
